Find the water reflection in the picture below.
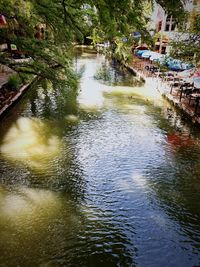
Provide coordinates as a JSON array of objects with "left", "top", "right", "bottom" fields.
[
  {"left": 0, "top": 185, "right": 62, "bottom": 220},
  {"left": 94, "top": 60, "right": 144, "bottom": 87},
  {"left": 0, "top": 117, "right": 62, "bottom": 171},
  {"left": 91, "top": 71, "right": 200, "bottom": 265},
  {"left": 0, "top": 52, "right": 200, "bottom": 266},
  {"left": 0, "top": 185, "right": 83, "bottom": 267}
]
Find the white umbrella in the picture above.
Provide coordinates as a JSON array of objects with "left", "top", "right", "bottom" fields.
[
  {"left": 150, "top": 53, "right": 164, "bottom": 61},
  {"left": 193, "top": 77, "right": 200, "bottom": 89},
  {"left": 177, "top": 68, "right": 196, "bottom": 78},
  {"left": 141, "top": 51, "right": 157, "bottom": 58}
]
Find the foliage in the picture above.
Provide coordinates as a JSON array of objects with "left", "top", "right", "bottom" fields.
[
  {"left": 7, "top": 74, "right": 21, "bottom": 90},
  {"left": 0, "top": 0, "right": 86, "bottom": 89},
  {"left": 170, "top": 14, "right": 200, "bottom": 65},
  {"left": 87, "top": 28, "right": 105, "bottom": 47},
  {"left": 0, "top": 0, "right": 185, "bottom": 87},
  {"left": 19, "top": 72, "right": 32, "bottom": 84},
  {"left": 112, "top": 37, "right": 133, "bottom": 63},
  {"left": 154, "top": 0, "right": 186, "bottom": 23},
  {"left": 86, "top": 0, "right": 185, "bottom": 62}
]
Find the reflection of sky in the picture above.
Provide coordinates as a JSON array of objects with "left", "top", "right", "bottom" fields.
[
  {"left": 77, "top": 57, "right": 107, "bottom": 108},
  {"left": 0, "top": 117, "right": 61, "bottom": 170},
  {"left": 0, "top": 186, "right": 61, "bottom": 221},
  {"left": 0, "top": 185, "right": 82, "bottom": 267}
]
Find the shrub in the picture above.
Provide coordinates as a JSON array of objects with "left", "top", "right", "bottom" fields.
[
  {"left": 19, "top": 73, "right": 30, "bottom": 84},
  {"left": 7, "top": 74, "right": 21, "bottom": 90}
]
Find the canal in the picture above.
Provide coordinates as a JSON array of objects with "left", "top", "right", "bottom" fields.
[{"left": 0, "top": 51, "right": 200, "bottom": 266}]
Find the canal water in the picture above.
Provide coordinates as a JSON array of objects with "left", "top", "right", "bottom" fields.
[{"left": 0, "top": 51, "right": 200, "bottom": 267}]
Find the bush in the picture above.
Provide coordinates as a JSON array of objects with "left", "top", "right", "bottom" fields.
[
  {"left": 7, "top": 74, "right": 21, "bottom": 90},
  {"left": 19, "top": 73, "right": 30, "bottom": 84}
]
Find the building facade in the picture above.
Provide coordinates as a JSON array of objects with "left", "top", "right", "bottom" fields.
[{"left": 149, "top": 0, "right": 200, "bottom": 54}]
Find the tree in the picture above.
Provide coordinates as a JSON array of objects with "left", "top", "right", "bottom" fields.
[
  {"left": 170, "top": 14, "right": 200, "bottom": 66},
  {"left": 86, "top": 0, "right": 186, "bottom": 62},
  {"left": 0, "top": 0, "right": 185, "bottom": 87},
  {"left": 0, "top": 0, "right": 88, "bottom": 89}
]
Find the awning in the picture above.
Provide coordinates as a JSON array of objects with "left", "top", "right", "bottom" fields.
[{"left": 177, "top": 68, "right": 196, "bottom": 78}]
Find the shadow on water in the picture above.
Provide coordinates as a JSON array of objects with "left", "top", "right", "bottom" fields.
[
  {"left": 0, "top": 183, "right": 136, "bottom": 267},
  {"left": 143, "top": 106, "right": 200, "bottom": 257}
]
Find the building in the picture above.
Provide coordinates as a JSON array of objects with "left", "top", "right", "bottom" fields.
[
  {"left": 185, "top": 0, "right": 200, "bottom": 28},
  {"left": 148, "top": 0, "right": 200, "bottom": 54}
]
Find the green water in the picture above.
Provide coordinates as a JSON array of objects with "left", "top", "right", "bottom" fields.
[{"left": 0, "top": 52, "right": 200, "bottom": 267}]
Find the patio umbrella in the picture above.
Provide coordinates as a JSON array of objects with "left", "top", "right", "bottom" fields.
[
  {"left": 193, "top": 71, "right": 200, "bottom": 77},
  {"left": 164, "top": 57, "right": 174, "bottom": 66},
  {"left": 141, "top": 51, "right": 154, "bottom": 58},
  {"left": 150, "top": 53, "right": 165, "bottom": 61},
  {"left": 193, "top": 77, "right": 200, "bottom": 89},
  {"left": 142, "top": 51, "right": 162, "bottom": 59},
  {"left": 167, "top": 58, "right": 193, "bottom": 71},
  {"left": 177, "top": 68, "right": 196, "bottom": 78},
  {"left": 155, "top": 56, "right": 168, "bottom": 65},
  {"left": 168, "top": 59, "right": 186, "bottom": 71},
  {"left": 135, "top": 49, "right": 149, "bottom": 56}
]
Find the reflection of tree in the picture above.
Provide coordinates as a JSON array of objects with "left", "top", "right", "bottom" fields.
[
  {"left": 0, "top": 73, "right": 102, "bottom": 201},
  {"left": 26, "top": 79, "right": 100, "bottom": 123},
  {"left": 27, "top": 79, "right": 79, "bottom": 119},
  {"left": 94, "top": 60, "right": 144, "bottom": 87},
  {"left": 0, "top": 119, "right": 87, "bottom": 203}
]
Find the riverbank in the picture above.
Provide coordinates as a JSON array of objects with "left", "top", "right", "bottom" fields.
[
  {"left": 0, "top": 77, "right": 38, "bottom": 119},
  {"left": 122, "top": 56, "right": 200, "bottom": 126},
  {"left": 0, "top": 62, "right": 63, "bottom": 119}
]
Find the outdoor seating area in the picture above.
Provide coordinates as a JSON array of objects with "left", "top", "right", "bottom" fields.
[
  {"left": 134, "top": 47, "right": 193, "bottom": 71},
  {"left": 169, "top": 76, "right": 200, "bottom": 115},
  {"left": 132, "top": 47, "right": 200, "bottom": 118}
]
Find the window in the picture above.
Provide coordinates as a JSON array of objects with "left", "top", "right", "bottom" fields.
[
  {"left": 165, "top": 24, "right": 170, "bottom": 31},
  {"left": 165, "top": 15, "right": 176, "bottom": 31},
  {"left": 171, "top": 23, "right": 176, "bottom": 31},
  {"left": 157, "top": 21, "right": 162, "bottom": 32}
]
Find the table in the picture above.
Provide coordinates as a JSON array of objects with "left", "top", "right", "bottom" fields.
[{"left": 188, "top": 93, "right": 200, "bottom": 114}]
